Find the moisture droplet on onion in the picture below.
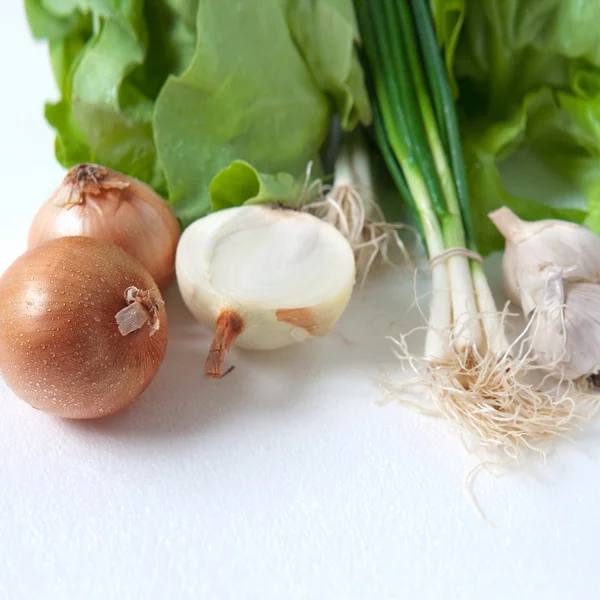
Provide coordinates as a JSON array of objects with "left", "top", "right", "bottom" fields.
[
  {"left": 28, "top": 164, "right": 181, "bottom": 291},
  {"left": 0, "top": 236, "right": 168, "bottom": 419},
  {"left": 176, "top": 205, "right": 356, "bottom": 378}
]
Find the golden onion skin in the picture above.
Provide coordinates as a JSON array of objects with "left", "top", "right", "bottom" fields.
[
  {"left": 0, "top": 237, "right": 168, "bottom": 419},
  {"left": 28, "top": 164, "right": 181, "bottom": 291}
]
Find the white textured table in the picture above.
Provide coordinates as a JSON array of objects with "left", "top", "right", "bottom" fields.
[{"left": 1, "top": 5, "right": 599, "bottom": 600}]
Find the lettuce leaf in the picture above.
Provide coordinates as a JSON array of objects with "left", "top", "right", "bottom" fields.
[
  {"left": 430, "top": 0, "right": 464, "bottom": 95},
  {"left": 209, "top": 161, "right": 301, "bottom": 211},
  {"left": 27, "top": 0, "right": 369, "bottom": 227},
  {"left": 25, "top": 0, "right": 167, "bottom": 190},
  {"left": 287, "top": 0, "right": 371, "bottom": 129},
  {"left": 154, "top": 0, "right": 332, "bottom": 226},
  {"left": 463, "top": 89, "right": 586, "bottom": 255},
  {"left": 434, "top": 0, "right": 600, "bottom": 253}
]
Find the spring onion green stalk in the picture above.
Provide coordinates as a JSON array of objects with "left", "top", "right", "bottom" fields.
[{"left": 354, "top": 0, "right": 590, "bottom": 457}]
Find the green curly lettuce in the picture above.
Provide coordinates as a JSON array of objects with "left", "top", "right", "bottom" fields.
[
  {"left": 26, "top": 0, "right": 370, "bottom": 226},
  {"left": 433, "top": 0, "right": 600, "bottom": 253}
]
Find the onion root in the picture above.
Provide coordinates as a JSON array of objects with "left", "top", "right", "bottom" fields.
[
  {"left": 116, "top": 286, "right": 164, "bottom": 337},
  {"left": 205, "top": 309, "right": 245, "bottom": 379},
  {"left": 386, "top": 319, "right": 600, "bottom": 460}
]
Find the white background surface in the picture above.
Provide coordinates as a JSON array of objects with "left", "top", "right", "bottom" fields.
[{"left": 2, "top": 5, "right": 600, "bottom": 600}]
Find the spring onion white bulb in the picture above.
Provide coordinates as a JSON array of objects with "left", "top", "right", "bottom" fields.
[
  {"left": 490, "top": 206, "right": 600, "bottom": 381},
  {"left": 306, "top": 134, "right": 407, "bottom": 283},
  {"left": 176, "top": 205, "right": 356, "bottom": 378}
]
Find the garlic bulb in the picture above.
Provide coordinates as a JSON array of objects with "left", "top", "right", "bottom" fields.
[
  {"left": 489, "top": 207, "right": 600, "bottom": 315},
  {"left": 531, "top": 281, "right": 600, "bottom": 380},
  {"left": 490, "top": 206, "right": 600, "bottom": 380},
  {"left": 176, "top": 205, "right": 356, "bottom": 378},
  {"left": 29, "top": 164, "right": 181, "bottom": 291}
]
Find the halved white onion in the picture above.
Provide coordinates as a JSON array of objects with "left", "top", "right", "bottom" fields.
[{"left": 176, "top": 205, "right": 356, "bottom": 377}]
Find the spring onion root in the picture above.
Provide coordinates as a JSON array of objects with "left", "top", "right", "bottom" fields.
[
  {"left": 387, "top": 313, "right": 600, "bottom": 459},
  {"left": 305, "top": 134, "right": 409, "bottom": 284}
]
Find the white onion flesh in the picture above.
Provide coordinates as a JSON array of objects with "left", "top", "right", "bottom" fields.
[{"left": 176, "top": 205, "right": 356, "bottom": 376}]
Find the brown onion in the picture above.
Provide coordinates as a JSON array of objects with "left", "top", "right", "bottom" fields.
[
  {"left": 0, "top": 237, "right": 168, "bottom": 419},
  {"left": 28, "top": 164, "right": 181, "bottom": 291}
]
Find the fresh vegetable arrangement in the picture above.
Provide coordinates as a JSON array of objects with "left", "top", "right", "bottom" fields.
[{"left": 1, "top": 0, "right": 598, "bottom": 458}]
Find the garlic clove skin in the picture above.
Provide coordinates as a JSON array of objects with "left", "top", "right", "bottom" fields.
[
  {"left": 490, "top": 206, "right": 600, "bottom": 380},
  {"left": 489, "top": 207, "right": 600, "bottom": 315},
  {"left": 176, "top": 205, "right": 356, "bottom": 376},
  {"left": 531, "top": 281, "right": 600, "bottom": 381}
]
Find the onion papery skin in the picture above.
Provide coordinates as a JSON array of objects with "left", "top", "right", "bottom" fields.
[
  {"left": 28, "top": 164, "right": 181, "bottom": 292},
  {"left": 0, "top": 237, "right": 168, "bottom": 419}
]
